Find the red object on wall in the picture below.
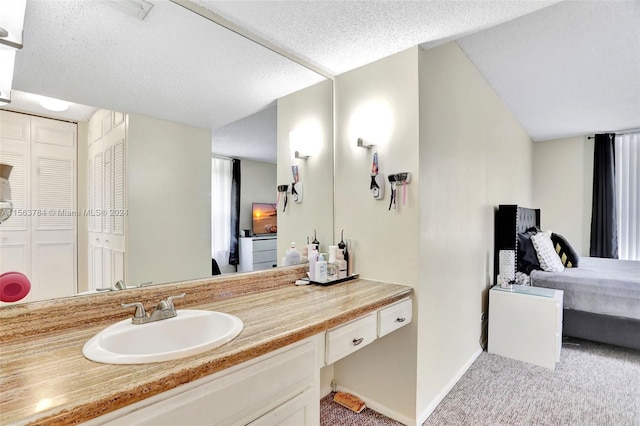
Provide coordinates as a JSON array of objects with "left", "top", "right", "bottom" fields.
[{"left": 0, "top": 271, "right": 31, "bottom": 302}]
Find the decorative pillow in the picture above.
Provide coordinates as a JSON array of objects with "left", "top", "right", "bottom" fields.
[
  {"left": 517, "top": 229, "right": 541, "bottom": 274},
  {"left": 531, "top": 231, "right": 565, "bottom": 272},
  {"left": 550, "top": 233, "right": 579, "bottom": 268}
]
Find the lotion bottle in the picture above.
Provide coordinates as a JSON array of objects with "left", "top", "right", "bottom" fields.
[
  {"left": 315, "top": 253, "right": 327, "bottom": 283},
  {"left": 336, "top": 249, "right": 347, "bottom": 279},
  {"left": 285, "top": 242, "right": 300, "bottom": 265},
  {"left": 308, "top": 247, "right": 319, "bottom": 281}
]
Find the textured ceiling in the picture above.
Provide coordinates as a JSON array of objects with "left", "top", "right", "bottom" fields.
[
  {"left": 8, "top": 0, "right": 323, "bottom": 162},
  {"left": 211, "top": 104, "right": 277, "bottom": 163},
  {"left": 8, "top": 0, "right": 634, "bottom": 160},
  {"left": 197, "top": 0, "right": 558, "bottom": 76},
  {"left": 457, "top": 0, "right": 640, "bottom": 141}
]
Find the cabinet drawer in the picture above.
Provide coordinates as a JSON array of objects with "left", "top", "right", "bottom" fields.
[
  {"left": 254, "top": 261, "right": 277, "bottom": 271},
  {"left": 254, "top": 238, "right": 277, "bottom": 252},
  {"left": 254, "top": 249, "right": 277, "bottom": 263},
  {"left": 377, "top": 298, "right": 412, "bottom": 338},
  {"left": 326, "top": 313, "right": 376, "bottom": 364}
]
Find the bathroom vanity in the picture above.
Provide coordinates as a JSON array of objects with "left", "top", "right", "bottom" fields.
[{"left": 0, "top": 266, "right": 412, "bottom": 425}]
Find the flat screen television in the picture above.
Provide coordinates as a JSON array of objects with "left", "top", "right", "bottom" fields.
[{"left": 252, "top": 203, "right": 277, "bottom": 235}]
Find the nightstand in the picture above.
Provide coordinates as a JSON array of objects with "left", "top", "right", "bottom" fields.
[{"left": 488, "top": 285, "right": 563, "bottom": 370}]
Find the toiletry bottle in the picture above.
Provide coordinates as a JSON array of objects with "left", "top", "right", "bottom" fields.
[
  {"left": 327, "top": 262, "right": 338, "bottom": 281},
  {"left": 346, "top": 238, "right": 354, "bottom": 276},
  {"left": 312, "top": 229, "right": 320, "bottom": 253},
  {"left": 315, "top": 253, "right": 328, "bottom": 283},
  {"left": 336, "top": 249, "right": 347, "bottom": 279},
  {"left": 339, "top": 231, "right": 349, "bottom": 276},
  {"left": 308, "top": 246, "right": 319, "bottom": 281},
  {"left": 328, "top": 245, "right": 338, "bottom": 263},
  {"left": 285, "top": 242, "right": 301, "bottom": 266}
]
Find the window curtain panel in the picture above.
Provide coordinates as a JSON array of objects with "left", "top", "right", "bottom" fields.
[
  {"left": 615, "top": 133, "right": 640, "bottom": 260},
  {"left": 211, "top": 157, "right": 231, "bottom": 268},
  {"left": 590, "top": 133, "right": 618, "bottom": 258},
  {"left": 229, "top": 159, "right": 241, "bottom": 265}
]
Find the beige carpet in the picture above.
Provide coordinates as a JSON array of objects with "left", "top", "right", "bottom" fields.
[{"left": 321, "top": 339, "right": 640, "bottom": 425}]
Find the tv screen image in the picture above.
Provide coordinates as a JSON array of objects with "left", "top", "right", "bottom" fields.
[{"left": 252, "top": 203, "right": 277, "bottom": 235}]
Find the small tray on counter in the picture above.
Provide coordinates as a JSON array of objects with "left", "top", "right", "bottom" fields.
[{"left": 311, "top": 274, "right": 359, "bottom": 286}]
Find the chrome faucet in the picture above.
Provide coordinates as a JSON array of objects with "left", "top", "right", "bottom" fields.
[
  {"left": 97, "top": 280, "right": 153, "bottom": 292},
  {"left": 121, "top": 293, "right": 186, "bottom": 325}
]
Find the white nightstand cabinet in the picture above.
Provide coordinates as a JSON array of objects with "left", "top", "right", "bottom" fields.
[
  {"left": 488, "top": 285, "right": 563, "bottom": 370},
  {"left": 239, "top": 236, "right": 277, "bottom": 272}
]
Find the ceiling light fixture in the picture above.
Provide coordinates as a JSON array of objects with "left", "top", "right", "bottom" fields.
[{"left": 39, "top": 96, "right": 70, "bottom": 112}]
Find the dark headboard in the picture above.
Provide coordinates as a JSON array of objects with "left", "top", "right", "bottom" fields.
[{"left": 494, "top": 204, "right": 540, "bottom": 283}]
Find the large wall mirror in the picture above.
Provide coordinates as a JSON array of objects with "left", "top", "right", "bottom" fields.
[{"left": 0, "top": 0, "right": 333, "bottom": 305}]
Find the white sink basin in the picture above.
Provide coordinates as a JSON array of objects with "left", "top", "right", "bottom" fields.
[{"left": 83, "top": 309, "right": 243, "bottom": 364}]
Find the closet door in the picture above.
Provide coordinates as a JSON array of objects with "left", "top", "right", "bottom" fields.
[
  {"left": 30, "top": 116, "right": 77, "bottom": 300},
  {"left": 0, "top": 111, "right": 76, "bottom": 303},
  {"left": 0, "top": 112, "right": 31, "bottom": 303},
  {"left": 87, "top": 110, "right": 126, "bottom": 291}
]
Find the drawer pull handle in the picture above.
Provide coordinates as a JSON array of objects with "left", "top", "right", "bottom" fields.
[
  {"left": 396, "top": 317, "right": 406, "bottom": 322},
  {"left": 352, "top": 338, "right": 364, "bottom": 346}
]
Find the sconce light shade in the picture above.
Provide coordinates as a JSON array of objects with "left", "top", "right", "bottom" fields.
[
  {"left": 0, "top": 49, "right": 15, "bottom": 105},
  {"left": 357, "top": 138, "right": 373, "bottom": 149},
  {"left": 0, "top": 0, "right": 27, "bottom": 49}
]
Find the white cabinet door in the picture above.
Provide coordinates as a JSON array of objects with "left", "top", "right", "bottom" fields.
[
  {"left": 94, "top": 336, "right": 320, "bottom": 426},
  {"left": 249, "top": 388, "right": 318, "bottom": 426}
]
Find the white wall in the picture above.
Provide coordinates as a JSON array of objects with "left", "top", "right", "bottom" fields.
[
  {"left": 277, "top": 79, "right": 333, "bottom": 261},
  {"left": 333, "top": 47, "right": 420, "bottom": 423},
  {"left": 533, "top": 135, "right": 594, "bottom": 255},
  {"left": 127, "top": 114, "right": 211, "bottom": 285},
  {"left": 417, "top": 41, "right": 533, "bottom": 421},
  {"left": 239, "top": 159, "right": 277, "bottom": 233}
]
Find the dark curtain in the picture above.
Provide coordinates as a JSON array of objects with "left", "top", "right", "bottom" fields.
[
  {"left": 229, "top": 159, "right": 241, "bottom": 265},
  {"left": 589, "top": 133, "right": 618, "bottom": 258}
]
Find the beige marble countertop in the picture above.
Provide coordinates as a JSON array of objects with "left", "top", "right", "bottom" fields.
[{"left": 0, "top": 275, "right": 412, "bottom": 425}]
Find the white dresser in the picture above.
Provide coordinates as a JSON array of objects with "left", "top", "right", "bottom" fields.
[
  {"left": 239, "top": 236, "right": 277, "bottom": 272},
  {"left": 488, "top": 285, "right": 563, "bottom": 370}
]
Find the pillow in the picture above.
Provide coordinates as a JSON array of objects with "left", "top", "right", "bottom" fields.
[
  {"left": 517, "top": 229, "right": 541, "bottom": 274},
  {"left": 531, "top": 231, "right": 565, "bottom": 272},
  {"left": 550, "top": 233, "right": 579, "bottom": 268}
]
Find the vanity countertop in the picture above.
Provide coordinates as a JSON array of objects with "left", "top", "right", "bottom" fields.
[{"left": 0, "top": 278, "right": 412, "bottom": 425}]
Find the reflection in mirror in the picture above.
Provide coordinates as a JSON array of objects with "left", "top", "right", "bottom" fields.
[{"left": 0, "top": 0, "right": 332, "bottom": 304}]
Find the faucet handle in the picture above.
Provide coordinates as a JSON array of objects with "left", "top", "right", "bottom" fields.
[
  {"left": 165, "top": 293, "right": 186, "bottom": 310},
  {"left": 121, "top": 302, "right": 147, "bottom": 319}
]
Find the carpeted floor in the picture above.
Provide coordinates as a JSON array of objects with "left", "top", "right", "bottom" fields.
[{"left": 321, "top": 339, "right": 640, "bottom": 425}]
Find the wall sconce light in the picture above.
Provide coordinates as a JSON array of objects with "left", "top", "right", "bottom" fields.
[
  {"left": 0, "top": 0, "right": 27, "bottom": 49},
  {"left": 294, "top": 151, "right": 310, "bottom": 160},
  {"left": 0, "top": 0, "right": 27, "bottom": 106},
  {"left": 357, "top": 138, "right": 374, "bottom": 149},
  {"left": 0, "top": 49, "right": 16, "bottom": 105}
]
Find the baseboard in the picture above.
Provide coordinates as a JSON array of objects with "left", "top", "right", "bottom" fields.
[
  {"left": 416, "top": 347, "right": 482, "bottom": 425},
  {"left": 320, "top": 384, "right": 333, "bottom": 398},
  {"left": 336, "top": 385, "right": 415, "bottom": 426}
]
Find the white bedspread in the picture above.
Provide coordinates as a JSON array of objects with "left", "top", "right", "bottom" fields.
[{"left": 531, "top": 257, "right": 640, "bottom": 320}]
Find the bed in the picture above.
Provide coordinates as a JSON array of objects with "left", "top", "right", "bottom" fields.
[{"left": 494, "top": 204, "right": 640, "bottom": 351}]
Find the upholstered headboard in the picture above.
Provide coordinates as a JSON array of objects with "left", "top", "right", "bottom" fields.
[{"left": 494, "top": 204, "right": 540, "bottom": 283}]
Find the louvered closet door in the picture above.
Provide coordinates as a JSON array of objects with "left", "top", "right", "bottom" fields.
[
  {"left": 87, "top": 110, "right": 126, "bottom": 291},
  {"left": 0, "top": 111, "right": 31, "bottom": 303},
  {"left": 30, "top": 116, "right": 77, "bottom": 301}
]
